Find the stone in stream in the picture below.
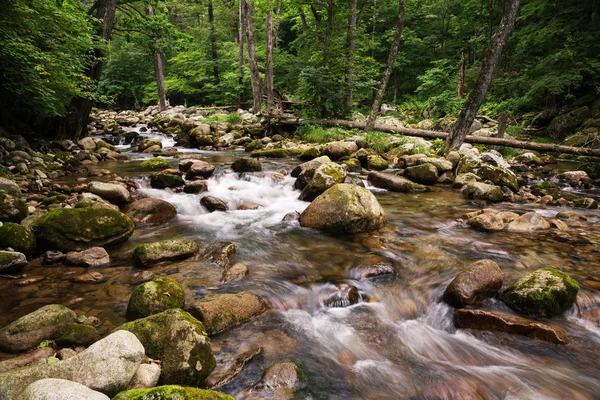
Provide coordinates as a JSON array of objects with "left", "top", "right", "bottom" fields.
[
  {"left": 113, "top": 386, "right": 234, "bottom": 400},
  {"left": 187, "top": 292, "right": 269, "bottom": 335},
  {"left": 292, "top": 155, "right": 331, "bottom": 190},
  {"left": 404, "top": 163, "right": 439, "bottom": 185},
  {"left": 506, "top": 211, "right": 551, "bottom": 232},
  {"left": 126, "top": 276, "right": 185, "bottom": 320},
  {"left": 206, "top": 347, "right": 263, "bottom": 388},
  {"left": 457, "top": 151, "right": 519, "bottom": 191},
  {"left": 0, "top": 304, "right": 77, "bottom": 353},
  {"left": 221, "top": 262, "right": 249, "bottom": 283},
  {"left": 139, "top": 157, "right": 170, "bottom": 170},
  {"left": 183, "top": 180, "right": 209, "bottom": 194},
  {"left": 17, "top": 379, "right": 110, "bottom": 400},
  {"left": 443, "top": 260, "right": 503, "bottom": 307},
  {"left": 201, "top": 196, "right": 229, "bottom": 212},
  {"left": 0, "top": 223, "right": 36, "bottom": 254},
  {"left": 298, "top": 161, "right": 347, "bottom": 202},
  {"left": 321, "top": 284, "right": 360, "bottom": 308},
  {"left": 132, "top": 238, "right": 199, "bottom": 267},
  {"left": 0, "top": 177, "right": 22, "bottom": 197},
  {"left": 0, "top": 330, "right": 145, "bottom": 399},
  {"left": 124, "top": 363, "right": 161, "bottom": 390},
  {"left": 185, "top": 161, "right": 216, "bottom": 179},
  {"left": 366, "top": 155, "right": 388, "bottom": 171},
  {"left": 417, "top": 157, "right": 454, "bottom": 173},
  {"left": 87, "top": 182, "right": 132, "bottom": 207},
  {"left": 32, "top": 208, "right": 135, "bottom": 252},
  {"left": 71, "top": 271, "right": 105, "bottom": 284},
  {"left": 55, "top": 323, "right": 99, "bottom": 346},
  {"left": 467, "top": 212, "right": 505, "bottom": 232},
  {"left": 43, "top": 250, "right": 65, "bottom": 265},
  {"left": 454, "top": 309, "right": 569, "bottom": 344},
  {"left": 461, "top": 182, "right": 504, "bottom": 203},
  {"left": 123, "top": 198, "right": 177, "bottom": 225},
  {"left": 367, "top": 172, "right": 426, "bottom": 193},
  {"left": 299, "top": 184, "right": 386, "bottom": 233},
  {"left": 0, "top": 251, "right": 27, "bottom": 272},
  {"left": 0, "top": 347, "right": 54, "bottom": 373},
  {"left": 501, "top": 268, "right": 579, "bottom": 318},
  {"left": 150, "top": 173, "right": 185, "bottom": 189},
  {"left": 115, "top": 309, "right": 216, "bottom": 386},
  {"left": 64, "top": 247, "right": 110, "bottom": 268},
  {"left": 325, "top": 141, "right": 358, "bottom": 161},
  {"left": 246, "top": 362, "right": 307, "bottom": 397},
  {"left": 231, "top": 157, "right": 262, "bottom": 173},
  {"left": 452, "top": 172, "right": 480, "bottom": 188},
  {"left": 200, "top": 241, "right": 236, "bottom": 267},
  {"left": 138, "top": 138, "right": 162, "bottom": 153},
  {"left": 0, "top": 193, "right": 28, "bottom": 223}
]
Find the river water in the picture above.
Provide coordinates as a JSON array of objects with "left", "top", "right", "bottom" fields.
[{"left": 1, "top": 127, "right": 600, "bottom": 399}]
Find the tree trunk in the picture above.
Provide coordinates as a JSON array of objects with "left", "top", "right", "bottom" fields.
[
  {"left": 345, "top": 0, "right": 358, "bottom": 108},
  {"left": 458, "top": 51, "right": 466, "bottom": 98},
  {"left": 147, "top": 6, "right": 167, "bottom": 111},
  {"left": 238, "top": 0, "right": 245, "bottom": 108},
  {"left": 365, "top": 0, "right": 407, "bottom": 132},
  {"left": 53, "top": 0, "right": 117, "bottom": 140},
  {"left": 442, "top": 0, "right": 520, "bottom": 152},
  {"left": 242, "top": 0, "right": 261, "bottom": 113},
  {"left": 323, "top": 0, "right": 335, "bottom": 68},
  {"left": 265, "top": 3, "right": 275, "bottom": 113},
  {"left": 497, "top": 111, "right": 509, "bottom": 138},
  {"left": 208, "top": 0, "right": 220, "bottom": 84},
  {"left": 131, "top": 89, "right": 140, "bottom": 111}
]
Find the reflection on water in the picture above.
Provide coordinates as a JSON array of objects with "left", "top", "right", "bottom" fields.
[{"left": 1, "top": 138, "right": 600, "bottom": 399}]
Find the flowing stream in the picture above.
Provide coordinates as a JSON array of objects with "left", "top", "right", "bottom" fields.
[{"left": 1, "top": 128, "right": 600, "bottom": 399}]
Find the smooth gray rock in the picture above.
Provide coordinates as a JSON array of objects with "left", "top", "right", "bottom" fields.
[
  {"left": 0, "top": 251, "right": 27, "bottom": 273},
  {"left": 0, "top": 178, "right": 21, "bottom": 197},
  {"left": 87, "top": 182, "right": 132, "bottom": 207},
  {"left": 16, "top": 379, "right": 110, "bottom": 400}
]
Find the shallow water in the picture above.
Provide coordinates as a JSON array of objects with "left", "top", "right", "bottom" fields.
[{"left": 1, "top": 130, "right": 600, "bottom": 399}]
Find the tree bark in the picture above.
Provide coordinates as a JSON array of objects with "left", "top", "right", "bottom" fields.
[
  {"left": 265, "top": 3, "right": 275, "bottom": 113},
  {"left": 208, "top": 0, "right": 220, "bottom": 84},
  {"left": 345, "top": 0, "right": 358, "bottom": 107},
  {"left": 238, "top": 0, "right": 245, "bottom": 108},
  {"left": 442, "top": 0, "right": 520, "bottom": 152},
  {"left": 147, "top": 5, "right": 167, "bottom": 111},
  {"left": 458, "top": 51, "right": 466, "bottom": 98},
  {"left": 242, "top": 0, "right": 261, "bottom": 113},
  {"left": 53, "top": 0, "right": 117, "bottom": 140},
  {"left": 365, "top": 0, "right": 407, "bottom": 132}
]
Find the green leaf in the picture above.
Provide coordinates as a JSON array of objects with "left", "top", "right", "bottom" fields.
[
  {"left": 47, "top": 356, "right": 60, "bottom": 364},
  {"left": 77, "top": 315, "right": 87, "bottom": 323},
  {"left": 39, "top": 340, "right": 50, "bottom": 348}
]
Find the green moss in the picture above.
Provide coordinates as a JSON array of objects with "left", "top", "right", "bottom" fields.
[
  {"left": 244, "top": 140, "right": 263, "bottom": 152},
  {"left": 0, "top": 222, "right": 36, "bottom": 253},
  {"left": 366, "top": 155, "right": 389, "bottom": 171},
  {"left": 0, "top": 192, "right": 28, "bottom": 223},
  {"left": 55, "top": 323, "right": 98, "bottom": 346},
  {"left": 140, "top": 158, "right": 170, "bottom": 170},
  {"left": 251, "top": 148, "right": 302, "bottom": 158},
  {"left": 126, "top": 276, "right": 185, "bottom": 320},
  {"left": 299, "top": 146, "right": 321, "bottom": 160},
  {"left": 132, "top": 238, "right": 199, "bottom": 267},
  {"left": 150, "top": 174, "right": 185, "bottom": 189},
  {"left": 343, "top": 158, "right": 362, "bottom": 172},
  {"left": 113, "top": 385, "right": 234, "bottom": 400},
  {"left": 43, "top": 194, "right": 68, "bottom": 205}
]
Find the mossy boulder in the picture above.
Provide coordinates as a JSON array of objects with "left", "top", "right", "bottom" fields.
[
  {"left": 299, "top": 184, "right": 386, "bottom": 233},
  {"left": 87, "top": 182, "right": 132, "bottom": 207},
  {"left": 292, "top": 156, "right": 331, "bottom": 190},
  {"left": 547, "top": 106, "right": 590, "bottom": 140},
  {"left": 231, "top": 157, "right": 262, "bottom": 173},
  {"left": 0, "top": 222, "right": 36, "bottom": 253},
  {"left": 126, "top": 276, "right": 185, "bottom": 320},
  {"left": 366, "top": 155, "right": 389, "bottom": 171},
  {"left": 404, "top": 163, "right": 438, "bottom": 185},
  {"left": 132, "top": 238, "right": 199, "bottom": 267},
  {"left": 0, "top": 251, "right": 27, "bottom": 272},
  {"left": 461, "top": 182, "right": 504, "bottom": 203},
  {"left": 123, "top": 198, "right": 177, "bottom": 226},
  {"left": 457, "top": 154, "right": 518, "bottom": 192},
  {"left": 343, "top": 158, "right": 362, "bottom": 172},
  {"left": 42, "top": 194, "right": 68, "bottom": 206},
  {"left": 140, "top": 157, "right": 170, "bottom": 170},
  {"left": 251, "top": 148, "right": 301, "bottom": 158},
  {"left": 0, "top": 304, "right": 77, "bottom": 352},
  {"left": 55, "top": 323, "right": 99, "bottom": 346},
  {"left": 113, "top": 385, "right": 234, "bottom": 400},
  {"left": 32, "top": 208, "right": 135, "bottom": 252},
  {"left": 299, "top": 161, "right": 347, "bottom": 201},
  {"left": 115, "top": 309, "right": 216, "bottom": 385},
  {"left": 187, "top": 292, "right": 268, "bottom": 335},
  {"left": 501, "top": 268, "right": 580, "bottom": 318},
  {"left": 150, "top": 173, "right": 185, "bottom": 189},
  {"left": 0, "top": 193, "right": 27, "bottom": 223},
  {"left": 367, "top": 172, "right": 426, "bottom": 193}
]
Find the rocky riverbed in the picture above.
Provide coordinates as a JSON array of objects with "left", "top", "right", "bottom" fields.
[{"left": 0, "top": 106, "right": 599, "bottom": 399}]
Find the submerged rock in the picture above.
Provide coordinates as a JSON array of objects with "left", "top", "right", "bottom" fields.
[
  {"left": 201, "top": 196, "right": 229, "bottom": 212},
  {"left": 467, "top": 212, "right": 505, "bottom": 232},
  {"left": 126, "top": 276, "right": 185, "bottom": 320},
  {"left": 0, "top": 304, "right": 77, "bottom": 353},
  {"left": 132, "top": 238, "right": 199, "bottom": 267},
  {"left": 322, "top": 284, "right": 360, "bottom": 308},
  {"left": 116, "top": 309, "right": 216, "bottom": 385},
  {"left": 501, "top": 268, "right": 579, "bottom": 318},
  {"left": 187, "top": 292, "right": 268, "bottom": 335},
  {"left": 32, "top": 208, "right": 135, "bottom": 252},
  {"left": 454, "top": 309, "right": 569, "bottom": 344},
  {"left": 506, "top": 212, "right": 551, "bottom": 232},
  {"left": 0, "top": 223, "right": 36, "bottom": 254},
  {"left": 200, "top": 241, "right": 236, "bottom": 267},
  {"left": 17, "top": 378, "right": 110, "bottom": 400},
  {"left": 221, "top": 262, "right": 249, "bottom": 283},
  {"left": 443, "top": 260, "right": 503, "bottom": 307},
  {"left": 299, "top": 184, "right": 386, "bottom": 233},
  {"left": 113, "top": 386, "right": 234, "bottom": 400},
  {"left": 367, "top": 172, "right": 426, "bottom": 192},
  {"left": 124, "top": 198, "right": 177, "bottom": 225}
]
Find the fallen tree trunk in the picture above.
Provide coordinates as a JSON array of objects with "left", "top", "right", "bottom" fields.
[{"left": 278, "top": 118, "right": 600, "bottom": 158}]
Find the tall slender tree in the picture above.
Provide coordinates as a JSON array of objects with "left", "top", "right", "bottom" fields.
[
  {"left": 442, "top": 0, "right": 521, "bottom": 152},
  {"left": 146, "top": 5, "right": 167, "bottom": 111},
  {"left": 365, "top": 0, "right": 407, "bottom": 132},
  {"left": 265, "top": 1, "right": 275, "bottom": 113},
  {"left": 242, "top": 0, "right": 261, "bottom": 113}
]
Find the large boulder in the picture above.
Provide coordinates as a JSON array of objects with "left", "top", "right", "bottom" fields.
[
  {"left": 0, "top": 251, "right": 27, "bottom": 273},
  {"left": 0, "top": 193, "right": 27, "bottom": 223},
  {"left": 231, "top": 158, "right": 262, "bottom": 173},
  {"left": 0, "top": 331, "right": 145, "bottom": 399},
  {"left": 443, "top": 260, "right": 503, "bottom": 307},
  {"left": 132, "top": 238, "right": 199, "bottom": 267},
  {"left": 417, "top": 157, "right": 453, "bottom": 173},
  {"left": 455, "top": 309, "right": 569, "bottom": 344},
  {"left": 292, "top": 156, "right": 331, "bottom": 190},
  {"left": 457, "top": 152, "right": 518, "bottom": 192},
  {"left": 506, "top": 212, "right": 551, "bottom": 233},
  {"left": 0, "top": 223, "right": 36, "bottom": 254},
  {"left": 325, "top": 141, "right": 358, "bottom": 161},
  {"left": 116, "top": 309, "right": 216, "bottom": 385},
  {"left": 150, "top": 174, "right": 185, "bottom": 189},
  {"left": 0, "top": 178, "right": 21, "bottom": 197},
  {"left": 404, "top": 163, "right": 438, "bottom": 185},
  {"left": 466, "top": 212, "right": 505, "bottom": 232},
  {"left": 367, "top": 172, "right": 426, "bottom": 193},
  {"left": 126, "top": 276, "right": 185, "bottom": 320},
  {"left": 0, "top": 304, "right": 77, "bottom": 353},
  {"left": 461, "top": 182, "right": 504, "bottom": 202},
  {"left": 187, "top": 292, "right": 268, "bottom": 335},
  {"left": 501, "top": 268, "right": 579, "bottom": 318},
  {"left": 299, "top": 161, "right": 347, "bottom": 202},
  {"left": 88, "top": 182, "right": 132, "bottom": 207},
  {"left": 32, "top": 208, "right": 135, "bottom": 252},
  {"left": 123, "top": 198, "right": 177, "bottom": 225},
  {"left": 185, "top": 161, "right": 216, "bottom": 180},
  {"left": 547, "top": 106, "right": 590, "bottom": 140},
  {"left": 64, "top": 247, "right": 110, "bottom": 268},
  {"left": 138, "top": 138, "right": 162, "bottom": 153},
  {"left": 299, "top": 184, "right": 385, "bottom": 233},
  {"left": 113, "top": 386, "right": 234, "bottom": 400},
  {"left": 78, "top": 137, "right": 97, "bottom": 151},
  {"left": 17, "top": 379, "right": 110, "bottom": 400},
  {"left": 55, "top": 323, "right": 99, "bottom": 346}
]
